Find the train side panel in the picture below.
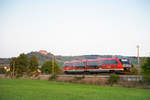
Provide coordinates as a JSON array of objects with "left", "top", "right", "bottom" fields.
[{"left": 64, "top": 58, "right": 124, "bottom": 74}]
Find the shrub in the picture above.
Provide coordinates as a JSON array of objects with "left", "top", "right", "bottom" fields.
[
  {"left": 5, "top": 71, "right": 11, "bottom": 77},
  {"left": 107, "top": 74, "right": 120, "bottom": 86},
  {"left": 16, "top": 73, "right": 23, "bottom": 78},
  {"left": 130, "top": 64, "right": 138, "bottom": 75},
  {"left": 0, "top": 67, "right": 6, "bottom": 74},
  {"left": 141, "top": 57, "right": 150, "bottom": 83},
  {"left": 49, "top": 74, "right": 57, "bottom": 80},
  {"left": 42, "top": 61, "right": 62, "bottom": 74},
  {"left": 74, "top": 75, "right": 85, "bottom": 80},
  {"left": 28, "top": 72, "right": 33, "bottom": 77}
]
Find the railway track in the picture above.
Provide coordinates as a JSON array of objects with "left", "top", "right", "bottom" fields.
[
  {"left": 40, "top": 74, "right": 142, "bottom": 78},
  {"left": 41, "top": 74, "right": 143, "bottom": 81},
  {"left": 0, "top": 74, "right": 142, "bottom": 78},
  {"left": 0, "top": 74, "right": 142, "bottom": 81}
]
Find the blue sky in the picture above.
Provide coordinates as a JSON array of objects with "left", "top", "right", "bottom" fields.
[{"left": 0, "top": 0, "right": 150, "bottom": 57}]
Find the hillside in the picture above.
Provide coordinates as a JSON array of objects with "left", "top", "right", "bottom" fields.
[
  {"left": 0, "top": 58, "right": 11, "bottom": 66},
  {"left": 0, "top": 51, "right": 141, "bottom": 67},
  {"left": 26, "top": 51, "right": 53, "bottom": 65}
]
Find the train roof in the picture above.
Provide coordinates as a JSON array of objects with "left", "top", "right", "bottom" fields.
[{"left": 64, "top": 57, "right": 119, "bottom": 63}]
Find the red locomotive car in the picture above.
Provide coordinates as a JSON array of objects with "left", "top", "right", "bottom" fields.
[{"left": 63, "top": 57, "right": 123, "bottom": 74}]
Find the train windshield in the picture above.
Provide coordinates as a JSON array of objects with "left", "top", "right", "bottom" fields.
[
  {"left": 119, "top": 59, "right": 130, "bottom": 64},
  {"left": 64, "top": 63, "right": 72, "bottom": 67}
]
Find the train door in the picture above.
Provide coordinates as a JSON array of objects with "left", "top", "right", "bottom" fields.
[
  {"left": 74, "top": 62, "right": 85, "bottom": 73},
  {"left": 87, "top": 60, "right": 99, "bottom": 72},
  {"left": 102, "top": 59, "right": 119, "bottom": 70},
  {"left": 102, "top": 59, "right": 113, "bottom": 69}
]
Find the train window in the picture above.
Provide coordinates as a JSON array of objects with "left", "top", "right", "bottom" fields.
[
  {"left": 103, "top": 59, "right": 118, "bottom": 65},
  {"left": 88, "top": 61, "right": 99, "bottom": 68},
  {"left": 64, "top": 63, "right": 72, "bottom": 67},
  {"left": 75, "top": 62, "right": 85, "bottom": 68}
]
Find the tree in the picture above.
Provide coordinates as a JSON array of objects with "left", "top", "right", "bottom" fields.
[
  {"left": 29, "top": 54, "right": 39, "bottom": 72},
  {"left": 17, "top": 53, "right": 29, "bottom": 73},
  {"left": 141, "top": 57, "right": 150, "bottom": 83},
  {"left": 42, "top": 60, "right": 61, "bottom": 74},
  {"left": 10, "top": 53, "right": 29, "bottom": 77},
  {"left": 10, "top": 57, "right": 16, "bottom": 72},
  {"left": 10, "top": 57, "right": 17, "bottom": 76}
]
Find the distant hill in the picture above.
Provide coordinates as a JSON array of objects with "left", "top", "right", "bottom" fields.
[
  {"left": 0, "top": 58, "right": 11, "bottom": 66},
  {"left": 0, "top": 51, "right": 54, "bottom": 66},
  {"left": 0, "top": 51, "right": 141, "bottom": 67},
  {"left": 26, "top": 51, "right": 53, "bottom": 65}
]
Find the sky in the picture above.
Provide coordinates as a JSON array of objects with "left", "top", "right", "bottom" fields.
[{"left": 0, "top": 0, "right": 150, "bottom": 58}]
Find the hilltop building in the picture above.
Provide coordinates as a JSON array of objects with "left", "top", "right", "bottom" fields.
[{"left": 39, "top": 50, "right": 48, "bottom": 55}]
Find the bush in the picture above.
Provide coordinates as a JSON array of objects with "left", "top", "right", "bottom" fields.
[
  {"left": 130, "top": 64, "right": 138, "bottom": 75},
  {"left": 16, "top": 73, "right": 23, "bottom": 78},
  {"left": 0, "top": 67, "right": 5, "bottom": 74},
  {"left": 28, "top": 72, "right": 33, "bottom": 77},
  {"left": 49, "top": 74, "right": 57, "bottom": 80},
  {"left": 74, "top": 75, "right": 85, "bottom": 80},
  {"left": 107, "top": 74, "right": 120, "bottom": 86},
  {"left": 42, "top": 61, "right": 62, "bottom": 74},
  {"left": 141, "top": 57, "right": 150, "bottom": 83}
]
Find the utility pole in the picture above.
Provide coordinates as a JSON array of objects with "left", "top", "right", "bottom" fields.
[
  {"left": 136, "top": 45, "right": 140, "bottom": 73},
  {"left": 52, "top": 55, "right": 55, "bottom": 74},
  {"left": 13, "top": 61, "right": 15, "bottom": 79}
]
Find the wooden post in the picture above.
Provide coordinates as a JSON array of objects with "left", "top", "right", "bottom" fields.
[
  {"left": 52, "top": 55, "right": 55, "bottom": 74},
  {"left": 13, "top": 61, "right": 15, "bottom": 78},
  {"left": 136, "top": 45, "right": 140, "bottom": 73}
]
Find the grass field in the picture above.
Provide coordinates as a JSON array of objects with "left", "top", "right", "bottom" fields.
[{"left": 0, "top": 79, "right": 150, "bottom": 100}]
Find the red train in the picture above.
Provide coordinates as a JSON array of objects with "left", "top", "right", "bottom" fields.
[{"left": 63, "top": 57, "right": 124, "bottom": 74}]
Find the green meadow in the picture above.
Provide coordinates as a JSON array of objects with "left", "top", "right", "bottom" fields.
[{"left": 0, "top": 79, "right": 150, "bottom": 100}]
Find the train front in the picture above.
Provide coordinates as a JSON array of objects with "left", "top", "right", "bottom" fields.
[{"left": 119, "top": 57, "right": 131, "bottom": 71}]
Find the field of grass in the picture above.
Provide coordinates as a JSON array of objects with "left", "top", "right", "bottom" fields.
[{"left": 0, "top": 79, "right": 150, "bottom": 100}]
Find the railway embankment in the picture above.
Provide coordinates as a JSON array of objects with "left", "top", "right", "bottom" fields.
[
  {"left": 0, "top": 74, "right": 143, "bottom": 81},
  {"left": 0, "top": 74, "right": 149, "bottom": 88}
]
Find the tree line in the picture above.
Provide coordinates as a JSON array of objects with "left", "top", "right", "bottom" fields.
[{"left": 9, "top": 53, "right": 61, "bottom": 77}]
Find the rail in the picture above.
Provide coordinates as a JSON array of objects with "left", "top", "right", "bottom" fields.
[{"left": 0, "top": 74, "right": 143, "bottom": 81}]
